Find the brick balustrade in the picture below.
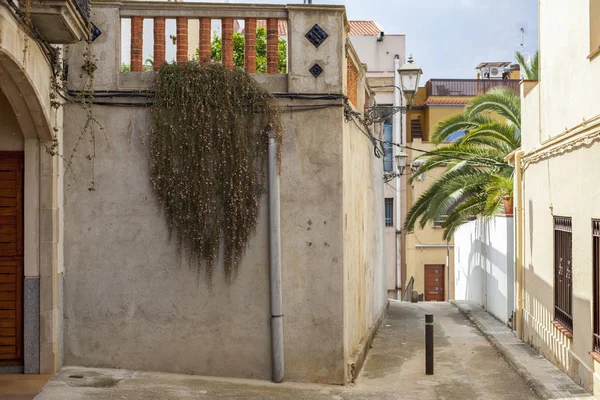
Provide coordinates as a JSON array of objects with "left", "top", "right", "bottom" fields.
[
  {"left": 244, "top": 18, "right": 257, "bottom": 73},
  {"left": 221, "top": 18, "right": 234, "bottom": 70},
  {"left": 130, "top": 16, "right": 143, "bottom": 72},
  {"left": 153, "top": 17, "right": 165, "bottom": 71},
  {"left": 127, "top": 14, "right": 287, "bottom": 73},
  {"left": 176, "top": 17, "right": 188, "bottom": 63},
  {"left": 198, "top": 17, "right": 211, "bottom": 64},
  {"left": 266, "top": 18, "right": 279, "bottom": 74}
]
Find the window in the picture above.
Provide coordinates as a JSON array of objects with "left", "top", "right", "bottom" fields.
[
  {"left": 554, "top": 217, "right": 573, "bottom": 333},
  {"left": 590, "top": 0, "right": 600, "bottom": 59},
  {"left": 385, "top": 198, "right": 393, "bottom": 227},
  {"left": 383, "top": 120, "right": 393, "bottom": 171},
  {"left": 593, "top": 220, "right": 600, "bottom": 352}
]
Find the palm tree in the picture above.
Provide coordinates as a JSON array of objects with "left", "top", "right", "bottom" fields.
[
  {"left": 515, "top": 50, "right": 539, "bottom": 80},
  {"left": 404, "top": 88, "right": 520, "bottom": 240}
]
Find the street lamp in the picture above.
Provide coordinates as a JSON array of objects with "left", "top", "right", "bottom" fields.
[
  {"left": 395, "top": 152, "right": 408, "bottom": 175},
  {"left": 365, "top": 55, "right": 423, "bottom": 123},
  {"left": 397, "top": 54, "right": 423, "bottom": 105}
]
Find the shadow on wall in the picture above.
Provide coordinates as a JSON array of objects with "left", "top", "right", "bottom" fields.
[
  {"left": 456, "top": 218, "right": 512, "bottom": 323},
  {"left": 522, "top": 268, "right": 593, "bottom": 390}
]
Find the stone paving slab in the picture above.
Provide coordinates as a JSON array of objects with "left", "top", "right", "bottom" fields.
[{"left": 453, "top": 300, "right": 595, "bottom": 400}]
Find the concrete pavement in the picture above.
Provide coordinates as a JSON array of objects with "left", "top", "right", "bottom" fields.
[
  {"left": 454, "top": 301, "right": 593, "bottom": 399},
  {"left": 35, "top": 301, "right": 540, "bottom": 399}
]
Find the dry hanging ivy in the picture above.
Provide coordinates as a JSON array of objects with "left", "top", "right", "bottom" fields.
[{"left": 150, "top": 62, "right": 282, "bottom": 282}]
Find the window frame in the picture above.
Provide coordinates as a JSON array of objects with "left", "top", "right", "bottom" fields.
[{"left": 384, "top": 198, "right": 394, "bottom": 227}]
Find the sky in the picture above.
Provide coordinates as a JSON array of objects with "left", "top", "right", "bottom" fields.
[{"left": 122, "top": 0, "right": 538, "bottom": 82}]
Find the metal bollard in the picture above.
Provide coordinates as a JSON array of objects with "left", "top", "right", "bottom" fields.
[{"left": 425, "top": 314, "right": 434, "bottom": 375}]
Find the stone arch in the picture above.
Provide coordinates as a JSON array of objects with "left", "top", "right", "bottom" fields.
[
  {"left": 0, "top": 51, "right": 54, "bottom": 141},
  {"left": 0, "top": 19, "right": 62, "bottom": 374}
]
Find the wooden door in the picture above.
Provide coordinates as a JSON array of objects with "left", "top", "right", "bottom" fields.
[
  {"left": 0, "top": 152, "right": 23, "bottom": 363},
  {"left": 424, "top": 264, "right": 444, "bottom": 301}
]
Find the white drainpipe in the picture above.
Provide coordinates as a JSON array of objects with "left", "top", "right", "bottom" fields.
[
  {"left": 268, "top": 130, "right": 284, "bottom": 383},
  {"left": 394, "top": 55, "right": 402, "bottom": 300}
]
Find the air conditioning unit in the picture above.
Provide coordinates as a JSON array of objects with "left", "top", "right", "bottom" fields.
[{"left": 488, "top": 67, "right": 503, "bottom": 79}]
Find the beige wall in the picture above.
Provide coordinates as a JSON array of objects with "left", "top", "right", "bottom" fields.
[
  {"left": 0, "top": 91, "right": 24, "bottom": 151},
  {"left": 519, "top": 0, "right": 600, "bottom": 393},
  {"left": 61, "top": 3, "right": 385, "bottom": 385},
  {"left": 342, "top": 67, "right": 387, "bottom": 375}
]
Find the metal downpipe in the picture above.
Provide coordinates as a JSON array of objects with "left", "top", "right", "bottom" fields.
[
  {"left": 268, "top": 131, "right": 284, "bottom": 383},
  {"left": 515, "top": 150, "right": 525, "bottom": 339}
]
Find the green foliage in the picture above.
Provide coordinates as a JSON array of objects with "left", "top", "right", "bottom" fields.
[
  {"left": 206, "top": 27, "right": 287, "bottom": 73},
  {"left": 405, "top": 88, "right": 521, "bottom": 240},
  {"left": 515, "top": 50, "right": 539, "bottom": 80},
  {"left": 121, "top": 63, "right": 131, "bottom": 72},
  {"left": 149, "top": 62, "right": 282, "bottom": 282}
]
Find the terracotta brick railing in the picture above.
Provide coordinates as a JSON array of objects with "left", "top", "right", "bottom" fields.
[{"left": 120, "top": 2, "right": 288, "bottom": 73}]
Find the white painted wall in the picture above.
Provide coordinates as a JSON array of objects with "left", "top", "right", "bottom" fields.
[{"left": 454, "top": 217, "right": 514, "bottom": 324}]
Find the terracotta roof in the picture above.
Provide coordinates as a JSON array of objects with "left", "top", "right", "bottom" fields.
[
  {"left": 243, "top": 20, "right": 287, "bottom": 36},
  {"left": 414, "top": 98, "right": 470, "bottom": 107},
  {"left": 348, "top": 20, "right": 384, "bottom": 36}
]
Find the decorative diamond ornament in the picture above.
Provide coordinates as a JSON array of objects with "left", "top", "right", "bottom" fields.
[
  {"left": 309, "top": 64, "right": 323, "bottom": 78},
  {"left": 305, "top": 24, "right": 328, "bottom": 48}
]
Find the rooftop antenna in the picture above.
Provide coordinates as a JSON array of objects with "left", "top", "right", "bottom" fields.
[
  {"left": 520, "top": 27, "right": 525, "bottom": 53},
  {"left": 304, "top": 0, "right": 313, "bottom": 3}
]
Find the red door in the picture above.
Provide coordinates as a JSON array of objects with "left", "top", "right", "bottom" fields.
[
  {"left": 424, "top": 264, "right": 445, "bottom": 301},
  {"left": 0, "top": 152, "right": 23, "bottom": 363}
]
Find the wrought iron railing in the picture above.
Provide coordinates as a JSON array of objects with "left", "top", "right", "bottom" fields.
[{"left": 426, "top": 79, "right": 520, "bottom": 97}]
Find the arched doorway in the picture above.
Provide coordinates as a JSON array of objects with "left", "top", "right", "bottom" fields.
[{"left": 0, "top": 31, "right": 62, "bottom": 374}]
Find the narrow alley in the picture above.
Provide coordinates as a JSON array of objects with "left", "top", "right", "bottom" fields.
[{"left": 34, "top": 302, "right": 539, "bottom": 400}]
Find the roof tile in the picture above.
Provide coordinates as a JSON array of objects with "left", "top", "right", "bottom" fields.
[{"left": 348, "top": 21, "right": 384, "bottom": 36}]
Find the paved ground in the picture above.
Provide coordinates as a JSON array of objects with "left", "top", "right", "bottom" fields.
[
  {"left": 35, "top": 302, "right": 540, "bottom": 399},
  {"left": 454, "top": 301, "right": 594, "bottom": 400},
  {"left": 0, "top": 374, "right": 50, "bottom": 400}
]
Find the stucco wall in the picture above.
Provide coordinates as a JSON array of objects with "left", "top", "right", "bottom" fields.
[
  {"left": 0, "top": 91, "right": 24, "bottom": 151},
  {"left": 454, "top": 217, "right": 514, "bottom": 324},
  {"left": 59, "top": 1, "right": 389, "bottom": 385},
  {"left": 349, "top": 35, "right": 405, "bottom": 73},
  {"left": 519, "top": 0, "right": 600, "bottom": 393},
  {"left": 62, "top": 100, "right": 353, "bottom": 382},
  {"left": 342, "top": 110, "right": 387, "bottom": 371}
]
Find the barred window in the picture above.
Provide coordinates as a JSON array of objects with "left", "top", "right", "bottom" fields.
[
  {"left": 385, "top": 198, "right": 393, "bottom": 227},
  {"left": 554, "top": 216, "right": 573, "bottom": 333},
  {"left": 593, "top": 220, "right": 600, "bottom": 352}
]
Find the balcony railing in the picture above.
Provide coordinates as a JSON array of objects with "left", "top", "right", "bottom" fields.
[{"left": 426, "top": 79, "right": 520, "bottom": 97}]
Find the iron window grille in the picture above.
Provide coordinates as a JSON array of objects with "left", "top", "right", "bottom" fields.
[
  {"left": 593, "top": 220, "right": 600, "bottom": 352},
  {"left": 554, "top": 216, "right": 573, "bottom": 333},
  {"left": 385, "top": 198, "right": 393, "bottom": 227}
]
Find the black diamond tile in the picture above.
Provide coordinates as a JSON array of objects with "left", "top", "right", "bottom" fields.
[
  {"left": 305, "top": 24, "right": 329, "bottom": 48},
  {"left": 309, "top": 63, "right": 323, "bottom": 78},
  {"left": 90, "top": 22, "right": 102, "bottom": 42}
]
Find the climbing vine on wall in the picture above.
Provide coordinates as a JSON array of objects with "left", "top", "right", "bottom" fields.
[{"left": 150, "top": 62, "right": 282, "bottom": 282}]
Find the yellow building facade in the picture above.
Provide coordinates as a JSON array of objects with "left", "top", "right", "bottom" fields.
[{"left": 403, "top": 73, "right": 520, "bottom": 301}]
